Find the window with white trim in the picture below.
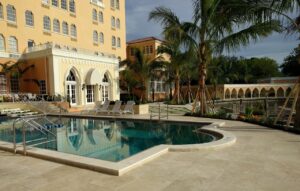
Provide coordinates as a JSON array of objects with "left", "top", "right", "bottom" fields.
[
  {"left": 112, "top": 36, "right": 116, "bottom": 47},
  {"left": 25, "top": 11, "right": 34, "bottom": 26},
  {"left": 52, "top": 0, "right": 58, "bottom": 7},
  {"left": 116, "top": 0, "right": 119, "bottom": 9},
  {"left": 62, "top": 21, "right": 68, "bottom": 35},
  {"left": 7, "top": 4, "right": 16, "bottom": 23},
  {"left": 93, "top": 31, "right": 98, "bottom": 43},
  {"left": 102, "top": 74, "right": 110, "bottom": 102},
  {"left": 110, "top": 0, "right": 115, "bottom": 8},
  {"left": 53, "top": 19, "right": 60, "bottom": 32},
  {"left": 86, "top": 85, "right": 94, "bottom": 103},
  {"left": 70, "top": 24, "right": 77, "bottom": 38},
  {"left": 0, "top": 3, "right": 3, "bottom": 19},
  {"left": 39, "top": 80, "right": 46, "bottom": 94},
  {"left": 8, "top": 36, "right": 18, "bottom": 52},
  {"left": 92, "top": 9, "right": 97, "bottom": 21},
  {"left": 116, "top": 18, "right": 120, "bottom": 29},
  {"left": 69, "top": 0, "right": 75, "bottom": 13},
  {"left": 0, "top": 74, "right": 7, "bottom": 94},
  {"left": 61, "top": 0, "right": 67, "bottom": 10},
  {"left": 10, "top": 75, "right": 19, "bottom": 93},
  {"left": 99, "top": 11, "right": 103, "bottom": 23},
  {"left": 99, "top": 32, "right": 104, "bottom": 44},
  {"left": 0, "top": 35, "right": 5, "bottom": 51},
  {"left": 43, "top": 16, "right": 51, "bottom": 31},
  {"left": 111, "top": 16, "right": 115, "bottom": 28}
]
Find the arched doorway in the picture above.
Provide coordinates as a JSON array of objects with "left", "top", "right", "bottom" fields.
[
  {"left": 231, "top": 89, "right": 237, "bottom": 99},
  {"left": 245, "top": 88, "right": 251, "bottom": 98},
  {"left": 260, "top": 88, "right": 267, "bottom": 97},
  {"left": 238, "top": 89, "right": 244, "bottom": 98},
  {"left": 277, "top": 88, "right": 284, "bottom": 97},
  {"left": 268, "top": 88, "right": 275, "bottom": 97},
  {"left": 225, "top": 89, "right": 230, "bottom": 99},
  {"left": 101, "top": 73, "right": 111, "bottom": 103},
  {"left": 253, "top": 88, "right": 259, "bottom": 98},
  {"left": 66, "top": 70, "right": 78, "bottom": 106}
]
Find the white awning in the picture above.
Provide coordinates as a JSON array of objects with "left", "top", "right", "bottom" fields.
[{"left": 85, "top": 69, "right": 103, "bottom": 85}]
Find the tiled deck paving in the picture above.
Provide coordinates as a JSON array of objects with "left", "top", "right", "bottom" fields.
[{"left": 0, "top": 116, "right": 300, "bottom": 191}]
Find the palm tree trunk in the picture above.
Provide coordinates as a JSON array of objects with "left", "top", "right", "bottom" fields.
[
  {"left": 173, "top": 71, "right": 180, "bottom": 104},
  {"left": 198, "top": 43, "right": 208, "bottom": 115}
]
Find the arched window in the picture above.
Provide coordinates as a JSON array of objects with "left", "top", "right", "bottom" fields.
[
  {"left": 61, "top": 0, "right": 67, "bottom": 10},
  {"left": 53, "top": 19, "right": 60, "bottom": 32},
  {"left": 8, "top": 36, "right": 18, "bottom": 52},
  {"left": 43, "top": 16, "right": 51, "bottom": 31},
  {"left": 7, "top": 5, "right": 16, "bottom": 22},
  {"left": 70, "top": 24, "right": 77, "bottom": 37},
  {"left": 92, "top": 9, "right": 97, "bottom": 21},
  {"left": 112, "top": 36, "right": 116, "bottom": 47},
  {"left": 99, "top": 32, "right": 104, "bottom": 44},
  {"left": 116, "top": 18, "right": 120, "bottom": 29},
  {"left": 67, "top": 70, "right": 76, "bottom": 81},
  {"left": 111, "top": 16, "right": 115, "bottom": 28},
  {"left": 25, "top": 11, "right": 34, "bottom": 26},
  {"left": 0, "top": 34, "right": 5, "bottom": 51},
  {"left": 69, "top": 0, "right": 75, "bottom": 13},
  {"left": 110, "top": 0, "right": 115, "bottom": 8},
  {"left": 0, "top": 3, "right": 3, "bottom": 19},
  {"left": 93, "top": 31, "right": 98, "bottom": 43},
  {"left": 52, "top": 0, "right": 58, "bottom": 7},
  {"left": 62, "top": 21, "right": 69, "bottom": 35},
  {"left": 117, "top": 37, "right": 121, "bottom": 48},
  {"left": 99, "top": 11, "right": 103, "bottom": 23},
  {"left": 116, "top": 0, "right": 119, "bottom": 9}
]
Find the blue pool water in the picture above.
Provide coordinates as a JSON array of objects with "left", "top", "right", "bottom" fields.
[{"left": 0, "top": 117, "right": 216, "bottom": 162}]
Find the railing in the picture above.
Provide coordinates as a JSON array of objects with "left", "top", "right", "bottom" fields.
[
  {"left": 150, "top": 103, "right": 169, "bottom": 120},
  {"left": 25, "top": 42, "right": 117, "bottom": 59},
  {"left": 12, "top": 115, "right": 57, "bottom": 155}
]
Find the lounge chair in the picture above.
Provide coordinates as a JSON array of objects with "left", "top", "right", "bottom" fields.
[
  {"left": 95, "top": 100, "right": 111, "bottom": 113},
  {"left": 107, "top": 100, "right": 122, "bottom": 115},
  {"left": 27, "top": 93, "right": 36, "bottom": 101},
  {"left": 122, "top": 101, "right": 135, "bottom": 114},
  {"left": 81, "top": 101, "right": 101, "bottom": 114}
]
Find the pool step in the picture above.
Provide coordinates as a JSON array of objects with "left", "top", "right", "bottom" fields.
[{"left": 29, "top": 139, "right": 56, "bottom": 147}]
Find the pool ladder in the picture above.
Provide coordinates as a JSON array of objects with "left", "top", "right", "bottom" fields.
[
  {"left": 150, "top": 103, "right": 169, "bottom": 121},
  {"left": 12, "top": 115, "right": 57, "bottom": 155}
]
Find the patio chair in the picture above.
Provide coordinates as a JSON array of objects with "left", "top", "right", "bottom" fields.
[
  {"left": 13, "top": 94, "right": 21, "bottom": 102},
  {"left": 27, "top": 93, "right": 36, "bottom": 101},
  {"left": 107, "top": 100, "right": 122, "bottom": 115},
  {"left": 122, "top": 101, "right": 135, "bottom": 115},
  {"left": 95, "top": 100, "right": 111, "bottom": 113}
]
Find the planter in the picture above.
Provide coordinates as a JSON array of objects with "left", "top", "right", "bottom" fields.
[{"left": 133, "top": 104, "right": 149, "bottom": 115}]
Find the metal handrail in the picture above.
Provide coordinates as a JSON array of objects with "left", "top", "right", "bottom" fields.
[
  {"left": 150, "top": 103, "right": 169, "bottom": 120},
  {"left": 12, "top": 115, "right": 57, "bottom": 154}
]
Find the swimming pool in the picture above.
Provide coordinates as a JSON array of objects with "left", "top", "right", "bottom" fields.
[{"left": 0, "top": 116, "right": 216, "bottom": 162}]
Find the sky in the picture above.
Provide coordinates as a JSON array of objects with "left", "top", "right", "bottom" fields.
[{"left": 125, "top": 0, "right": 299, "bottom": 64}]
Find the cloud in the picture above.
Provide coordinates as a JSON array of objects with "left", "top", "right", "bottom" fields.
[{"left": 126, "top": 0, "right": 299, "bottom": 63}]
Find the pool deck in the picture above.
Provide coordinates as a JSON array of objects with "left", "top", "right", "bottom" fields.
[{"left": 0, "top": 115, "right": 300, "bottom": 191}]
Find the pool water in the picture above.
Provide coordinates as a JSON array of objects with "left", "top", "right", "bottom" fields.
[{"left": 0, "top": 117, "right": 215, "bottom": 162}]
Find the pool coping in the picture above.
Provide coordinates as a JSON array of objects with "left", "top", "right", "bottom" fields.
[{"left": 0, "top": 119, "right": 236, "bottom": 176}]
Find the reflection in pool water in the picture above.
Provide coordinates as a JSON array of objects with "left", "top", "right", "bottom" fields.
[{"left": 0, "top": 117, "right": 215, "bottom": 162}]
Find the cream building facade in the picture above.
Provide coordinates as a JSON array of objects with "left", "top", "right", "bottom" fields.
[{"left": 0, "top": 0, "right": 126, "bottom": 106}]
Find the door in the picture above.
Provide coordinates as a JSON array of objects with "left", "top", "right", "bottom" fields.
[{"left": 67, "top": 84, "right": 76, "bottom": 105}]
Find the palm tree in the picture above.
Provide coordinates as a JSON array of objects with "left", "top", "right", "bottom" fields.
[
  {"left": 149, "top": 0, "right": 282, "bottom": 115},
  {"left": 156, "top": 40, "right": 194, "bottom": 104},
  {"left": 120, "top": 48, "right": 164, "bottom": 103}
]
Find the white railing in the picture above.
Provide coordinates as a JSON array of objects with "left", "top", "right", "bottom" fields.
[{"left": 26, "top": 42, "right": 117, "bottom": 59}]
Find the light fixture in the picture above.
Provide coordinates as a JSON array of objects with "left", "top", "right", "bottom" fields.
[{"left": 82, "top": 84, "right": 86, "bottom": 90}]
